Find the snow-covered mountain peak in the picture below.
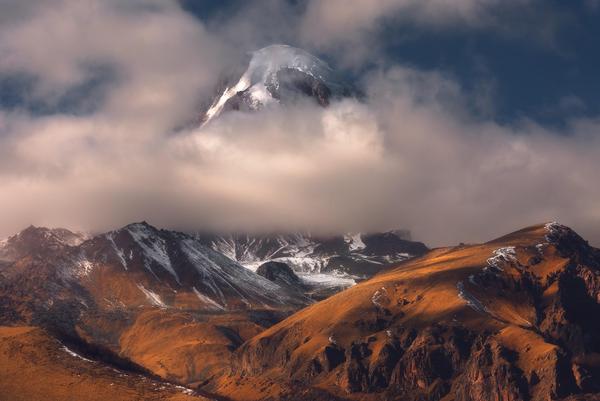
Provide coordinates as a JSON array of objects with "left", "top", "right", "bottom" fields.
[
  {"left": 197, "top": 230, "right": 428, "bottom": 279},
  {"left": 202, "top": 44, "right": 355, "bottom": 125},
  {"left": 245, "top": 44, "right": 334, "bottom": 84}
]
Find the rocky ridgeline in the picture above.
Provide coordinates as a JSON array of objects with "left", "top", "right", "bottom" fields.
[{"left": 227, "top": 223, "right": 600, "bottom": 401}]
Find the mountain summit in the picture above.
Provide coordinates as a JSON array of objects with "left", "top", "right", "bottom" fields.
[
  {"left": 3, "top": 222, "right": 600, "bottom": 401},
  {"left": 210, "top": 222, "right": 600, "bottom": 401},
  {"left": 201, "top": 44, "right": 356, "bottom": 125}
]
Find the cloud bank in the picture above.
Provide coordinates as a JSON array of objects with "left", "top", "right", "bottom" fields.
[{"left": 0, "top": 0, "right": 598, "bottom": 246}]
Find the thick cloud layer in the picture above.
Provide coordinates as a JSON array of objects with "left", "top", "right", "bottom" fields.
[{"left": 0, "top": 0, "right": 598, "bottom": 246}]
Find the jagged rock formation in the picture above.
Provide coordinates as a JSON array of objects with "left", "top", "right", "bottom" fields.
[
  {"left": 207, "top": 223, "right": 600, "bottom": 401},
  {"left": 256, "top": 261, "right": 303, "bottom": 289},
  {"left": 3, "top": 222, "right": 600, "bottom": 401},
  {"left": 0, "top": 222, "right": 310, "bottom": 386},
  {"left": 198, "top": 230, "right": 428, "bottom": 278}
]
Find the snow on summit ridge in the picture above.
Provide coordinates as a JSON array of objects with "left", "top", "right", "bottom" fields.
[{"left": 202, "top": 44, "right": 354, "bottom": 125}]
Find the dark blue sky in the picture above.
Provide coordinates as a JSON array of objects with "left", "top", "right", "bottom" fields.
[
  {"left": 382, "top": 3, "right": 600, "bottom": 127},
  {"left": 180, "top": 0, "right": 600, "bottom": 128},
  {"left": 1, "top": 0, "right": 599, "bottom": 243},
  {"left": 2, "top": 1, "right": 598, "bottom": 128}
]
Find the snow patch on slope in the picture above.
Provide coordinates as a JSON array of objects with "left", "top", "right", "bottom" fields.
[
  {"left": 457, "top": 281, "right": 488, "bottom": 313},
  {"left": 137, "top": 284, "right": 167, "bottom": 308},
  {"left": 544, "top": 221, "right": 571, "bottom": 244},
  {"left": 58, "top": 251, "right": 95, "bottom": 279},
  {"left": 192, "top": 287, "right": 225, "bottom": 311},
  {"left": 180, "top": 239, "right": 291, "bottom": 307},
  {"left": 127, "top": 224, "right": 180, "bottom": 284},
  {"left": 105, "top": 232, "right": 128, "bottom": 270},
  {"left": 485, "top": 247, "right": 516, "bottom": 273},
  {"left": 345, "top": 233, "right": 366, "bottom": 252},
  {"left": 62, "top": 346, "right": 94, "bottom": 363},
  {"left": 74, "top": 257, "right": 94, "bottom": 277},
  {"left": 528, "top": 221, "right": 571, "bottom": 257},
  {"left": 371, "top": 287, "right": 389, "bottom": 307},
  {"left": 298, "top": 272, "right": 356, "bottom": 288}
]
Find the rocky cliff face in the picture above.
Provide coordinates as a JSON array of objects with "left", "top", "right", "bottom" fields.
[
  {"left": 256, "top": 261, "right": 304, "bottom": 289},
  {"left": 0, "top": 223, "right": 310, "bottom": 386},
  {"left": 208, "top": 223, "right": 600, "bottom": 401},
  {"left": 197, "top": 230, "right": 428, "bottom": 302},
  {"left": 3, "top": 222, "right": 600, "bottom": 401},
  {"left": 197, "top": 230, "right": 428, "bottom": 277}
]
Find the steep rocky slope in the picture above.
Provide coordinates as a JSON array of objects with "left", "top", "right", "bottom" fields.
[
  {"left": 197, "top": 230, "right": 428, "bottom": 285},
  {"left": 0, "top": 222, "right": 310, "bottom": 386},
  {"left": 3, "top": 221, "right": 600, "bottom": 401},
  {"left": 256, "top": 261, "right": 305, "bottom": 289},
  {"left": 0, "top": 222, "right": 308, "bottom": 319},
  {"left": 207, "top": 222, "right": 600, "bottom": 401},
  {"left": 0, "top": 225, "right": 86, "bottom": 263},
  {"left": 197, "top": 230, "right": 428, "bottom": 302}
]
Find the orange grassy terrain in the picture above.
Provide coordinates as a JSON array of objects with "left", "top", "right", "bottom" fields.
[
  {"left": 118, "top": 308, "right": 268, "bottom": 386},
  {"left": 206, "top": 223, "right": 600, "bottom": 401},
  {"left": 0, "top": 326, "right": 209, "bottom": 401},
  {"left": 0, "top": 223, "right": 305, "bottom": 395},
  {"left": 2, "top": 223, "right": 600, "bottom": 401}
]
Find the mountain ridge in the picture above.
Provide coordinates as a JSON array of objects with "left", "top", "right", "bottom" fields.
[
  {"left": 200, "top": 44, "right": 358, "bottom": 125},
  {"left": 205, "top": 222, "right": 600, "bottom": 401},
  {"left": 196, "top": 230, "right": 427, "bottom": 276},
  {"left": 2, "top": 221, "right": 600, "bottom": 401}
]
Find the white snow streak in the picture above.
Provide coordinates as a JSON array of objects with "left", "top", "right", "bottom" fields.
[
  {"left": 202, "top": 44, "right": 334, "bottom": 126},
  {"left": 137, "top": 284, "right": 167, "bottom": 308},
  {"left": 106, "top": 232, "right": 128, "bottom": 270},
  {"left": 485, "top": 246, "right": 516, "bottom": 273},
  {"left": 192, "top": 287, "right": 225, "bottom": 311},
  {"left": 298, "top": 272, "right": 356, "bottom": 287},
  {"left": 456, "top": 281, "right": 488, "bottom": 313},
  {"left": 128, "top": 225, "right": 180, "bottom": 284},
  {"left": 62, "top": 346, "right": 94, "bottom": 363}
]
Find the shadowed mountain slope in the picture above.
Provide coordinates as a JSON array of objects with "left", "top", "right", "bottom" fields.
[
  {"left": 0, "top": 325, "right": 208, "bottom": 401},
  {"left": 2, "top": 222, "right": 600, "bottom": 401},
  {"left": 206, "top": 223, "right": 600, "bottom": 401},
  {"left": 0, "top": 222, "right": 310, "bottom": 386}
]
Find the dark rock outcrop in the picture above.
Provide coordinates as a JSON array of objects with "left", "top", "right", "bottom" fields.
[
  {"left": 454, "top": 338, "right": 528, "bottom": 401},
  {"left": 225, "top": 223, "right": 600, "bottom": 401},
  {"left": 256, "top": 261, "right": 303, "bottom": 289}
]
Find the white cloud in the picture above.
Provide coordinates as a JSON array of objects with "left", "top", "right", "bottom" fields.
[
  {"left": 298, "top": 0, "right": 533, "bottom": 54},
  {"left": 0, "top": 0, "right": 599, "bottom": 248},
  {"left": 0, "top": 0, "right": 231, "bottom": 126}
]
